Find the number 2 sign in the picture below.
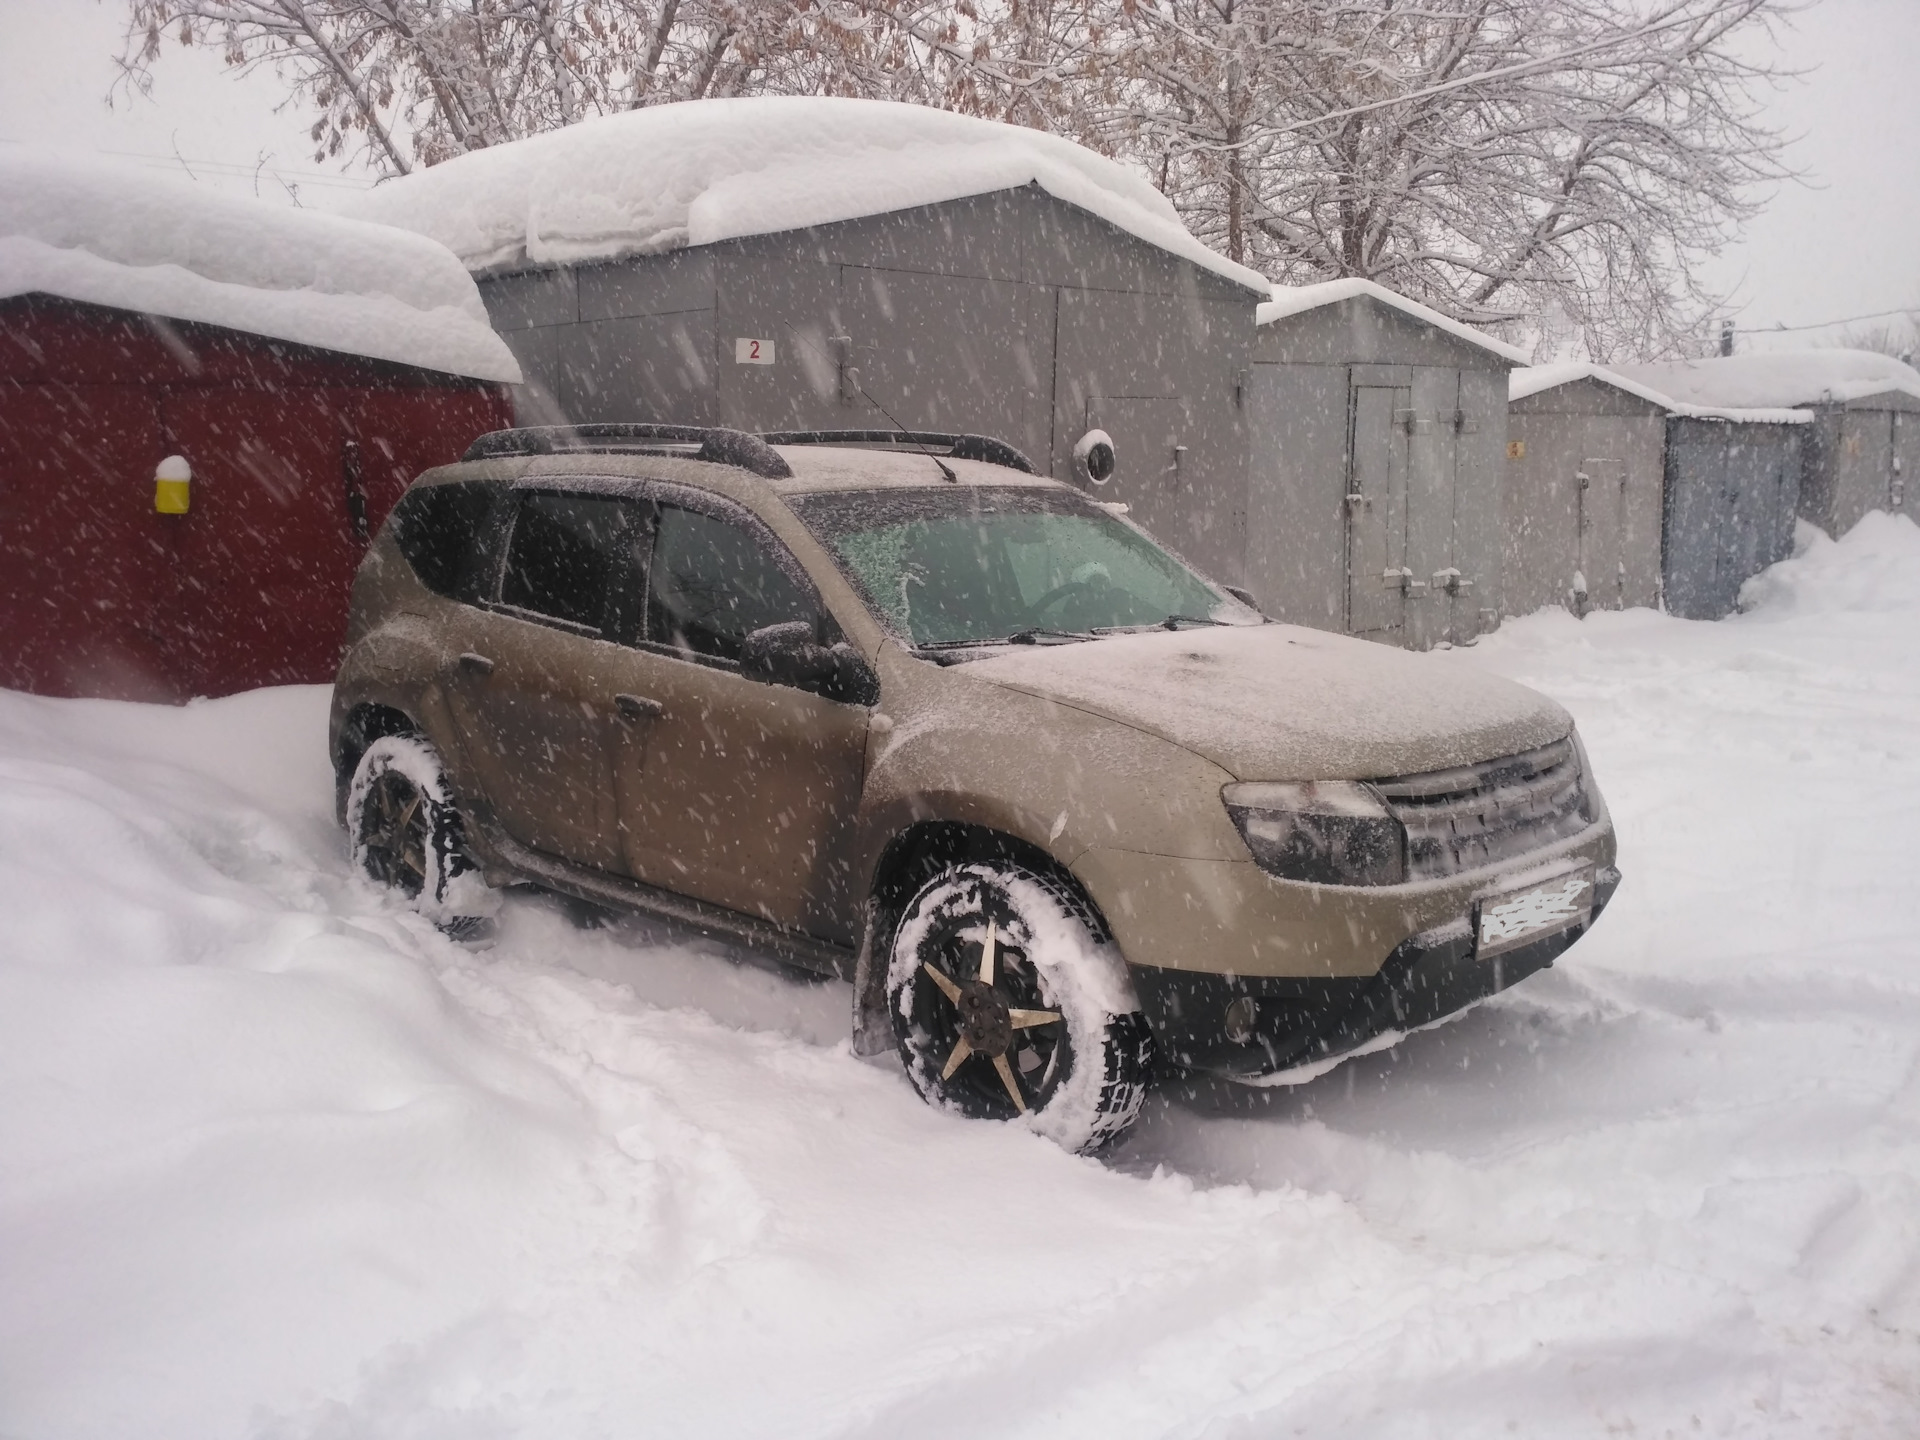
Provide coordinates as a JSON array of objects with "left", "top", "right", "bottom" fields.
[{"left": 735, "top": 338, "right": 775, "bottom": 365}]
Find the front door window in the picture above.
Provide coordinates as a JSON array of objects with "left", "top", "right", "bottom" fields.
[
  {"left": 646, "top": 504, "right": 818, "bottom": 660},
  {"left": 614, "top": 501, "right": 868, "bottom": 938}
]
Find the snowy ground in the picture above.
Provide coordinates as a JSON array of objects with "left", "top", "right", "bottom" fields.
[{"left": 3, "top": 517, "right": 1918, "bottom": 1440}]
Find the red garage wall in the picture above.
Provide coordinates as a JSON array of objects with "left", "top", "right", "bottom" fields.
[{"left": 0, "top": 295, "right": 512, "bottom": 701}]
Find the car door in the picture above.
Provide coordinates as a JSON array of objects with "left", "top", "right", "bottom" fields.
[
  {"left": 609, "top": 492, "right": 870, "bottom": 939},
  {"left": 445, "top": 487, "right": 634, "bottom": 871}
]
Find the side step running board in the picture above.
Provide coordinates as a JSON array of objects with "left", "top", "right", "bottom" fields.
[{"left": 479, "top": 825, "right": 857, "bottom": 980}]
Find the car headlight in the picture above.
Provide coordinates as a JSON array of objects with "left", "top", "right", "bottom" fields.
[{"left": 1222, "top": 780, "right": 1407, "bottom": 886}]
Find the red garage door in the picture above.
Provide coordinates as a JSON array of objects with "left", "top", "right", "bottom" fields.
[
  {"left": 159, "top": 388, "right": 364, "bottom": 694},
  {"left": 0, "top": 384, "right": 178, "bottom": 699}
]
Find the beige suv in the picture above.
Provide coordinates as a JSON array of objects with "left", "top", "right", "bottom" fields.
[{"left": 331, "top": 425, "right": 1618, "bottom": 1151}]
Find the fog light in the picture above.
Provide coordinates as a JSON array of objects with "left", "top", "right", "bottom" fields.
[{"left": 1223, "top": 995, "right": 1258, "bottom": 1044}]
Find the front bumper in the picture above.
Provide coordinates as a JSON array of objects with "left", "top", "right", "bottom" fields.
[{"left": 1130, "top": 865, "right": 1619, "bottom": 1078}]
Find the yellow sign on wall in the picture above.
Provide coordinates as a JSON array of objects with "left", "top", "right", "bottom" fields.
[{"left": 154, "top": 455, "right": 191, "bottom": 514}]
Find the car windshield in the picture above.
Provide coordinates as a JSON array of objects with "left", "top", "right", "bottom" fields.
[{"left": 788, "top": 485, "right": 1254, "bottom": 647}]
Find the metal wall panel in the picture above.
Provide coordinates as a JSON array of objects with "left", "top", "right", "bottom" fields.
[
  {"left": 1346, "top": 384, "right": 1412, "bottom": 642},
  {"left": 1450, "top": 367, "right": 1510, "bottom": 638},
  {"left": 1505, "top": 381, "right": 1666, "bottom": 617},
  {"left": 481, "top": 268, "right": 578, "bottom": 331},
  {"left": 1829, "top": 408, "right": 1893, "bottom": 535},
  {"left": 1663, "top": 417, "right": 1803, "bottom": 620},
  {"left": 1797, "top": 395, "right": 1920, "bottom": 536},
  {"left": 577, "top": 250, "right": 715, "bottom": 322},
  {"left": 841, "top": 266, "right": 1054, "bottom": 468},
  {"left": 1053, "top": 286, "right": 1250, "bottom": 582},
  {"left": 1892, "top": 409, "right": 1917, "bottom": 516},
  {"left": 558, "top": 312, "right": 717, "bottom": 425},
  {"left": 1244, "top": 363, "right": 1348, "bottom": 628},
  {"left": 1251, "top": 298, "right": 1505, "bottom": 370}
]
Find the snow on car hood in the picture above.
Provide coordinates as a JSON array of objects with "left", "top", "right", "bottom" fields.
[{"left": 962, "top": 623, "right": 1571, "bottom": 780}]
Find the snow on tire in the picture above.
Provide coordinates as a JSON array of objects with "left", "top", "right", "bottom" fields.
[
  {"left": 345, "top": 733, "right": 496, "bottom": 930},
  {"left": 886, "top": 861, "right": 1152, "bottom": 1152}
]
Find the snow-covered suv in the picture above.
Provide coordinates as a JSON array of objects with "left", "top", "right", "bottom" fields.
[{"left": 330, "top": 425, "right": 1618, "bottom": 1150}]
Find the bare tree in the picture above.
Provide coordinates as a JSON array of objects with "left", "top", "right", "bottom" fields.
[
  {"left": 1090, "top": 0, "right": 1797, "bottom": 358},
  {"left": 119, "top": 0, "right": 1794, "bottom": 355}
]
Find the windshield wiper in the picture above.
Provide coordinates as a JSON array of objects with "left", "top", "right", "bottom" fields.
[
  {"left": 912, "top": 628, "right": 1091, "bottom": 652},
  {"left": 1004, "top": 628, "right": 1094, "bottom": 645},
  {"left": 1161, "top": 614, "right": 1224, "bottom": 629}
]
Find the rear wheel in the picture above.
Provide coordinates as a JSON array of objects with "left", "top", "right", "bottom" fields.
[
  {"left": 346, "top": 733, "right": 495, "bottom": 937},
  {"left": 886, "top": 862, "right": 1152, "bottom": 1152}
]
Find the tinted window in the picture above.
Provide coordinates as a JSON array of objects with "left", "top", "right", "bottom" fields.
[
  {"left": 501, "top": 492, "right": 627, "bottom": 630},
  {"left": 646, "top": 506, "right": 815, "bottom": 662},
  {"left": 388, "top": 481, "right": 497, "bottom": 600}
]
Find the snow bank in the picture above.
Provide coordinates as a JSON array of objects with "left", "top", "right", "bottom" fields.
[
  {"left": 1512, "top": 360, "right": 1811, "bottom": 424},
  {"left": 339, "top": 97, "right": 1271, "bottom": 292},
  {"left": 1738, "top": 511, "right": 1920, "bottom": 618},
  {"left": 1616, "top": 348, "right": 1920, "bottom": 410},
  {"left": 0, "top": 144, "right": 521, "bottom": 382},
  {"left": 6, "top": 514, "right": 1920, "bottom": 1436},
  {"left": 1257, "top": 278, "right": 1532, "bottom": 364}
]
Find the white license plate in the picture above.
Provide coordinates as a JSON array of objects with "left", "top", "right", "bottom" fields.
[{"left": 1476, "top": 866, "right": 1594, "bottom": 958}]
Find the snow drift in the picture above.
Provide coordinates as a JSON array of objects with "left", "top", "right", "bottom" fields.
[
  {"left": 338, "top": 97, "right": 1271, "bottom": 292},
  {"left": 0, "top": 144, "right": 521, "bottom": 382},
  {"left": 4, "top": 518, "right": 1920, "bottom": 1436}
]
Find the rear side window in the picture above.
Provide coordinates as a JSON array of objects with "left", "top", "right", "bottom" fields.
[
  {"left": 501, "top": 492, "right": 628, "bottom": 631},
  {"left": 388, "top": 480, "right": 497, "bottom": 600}
]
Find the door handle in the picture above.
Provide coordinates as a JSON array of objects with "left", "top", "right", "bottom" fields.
[
  {"left": 613, "top": 692, "right": 664, "bottom": 723},
  {"left": 458, "top": 651, "right": 494, "bottom": 677}
]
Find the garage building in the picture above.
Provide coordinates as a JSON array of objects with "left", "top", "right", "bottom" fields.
[
  {"left": 1659, "top": 410, "right": 1808, "bottom": 621},
  {"left": 1243, "top": 280, "right": 1524, "bottom": 649},
  {"left": 1505, "top": 364, "right": 1674, "bottom": 617},
  {"left": 346, "top": 97, "right": 1271, "bottom": 586},
  {"left": 1619, "top": 350, "right": 1918, "bottom": 538},
  {"left": 0, "top": 149, "right": 520, "bottom": 701}
]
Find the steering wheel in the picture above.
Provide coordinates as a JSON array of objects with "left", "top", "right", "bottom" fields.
[{"left": 1027, "top": 572, "right": 1123, "bottom": 627}]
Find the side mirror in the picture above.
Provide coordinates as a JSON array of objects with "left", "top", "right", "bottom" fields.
[{"left": 741, "top": 621, "right": 881, "bottom": 706}]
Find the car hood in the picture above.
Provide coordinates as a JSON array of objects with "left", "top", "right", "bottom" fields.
[{"left": 960, "top": 623, "right": 1572, "bottom": 780}]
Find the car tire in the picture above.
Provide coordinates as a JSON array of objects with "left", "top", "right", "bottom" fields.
[
  {"left": 885, "top": 861, "right": 1152, "bottom": 1152},
  {"left": 346, "top": 732, "right": 496, "bottom": 937}
]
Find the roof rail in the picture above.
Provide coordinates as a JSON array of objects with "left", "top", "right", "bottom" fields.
[
  {"left": 462, "top": 424, "right": 793, "bottom": 479},
  {"left": 758, "top": 430, "right": 1037, "bottom": 475}
]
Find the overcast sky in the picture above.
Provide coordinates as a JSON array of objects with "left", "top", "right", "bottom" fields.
[{"left": 2, "top": 0, "right": 1914, "bottom": 354}]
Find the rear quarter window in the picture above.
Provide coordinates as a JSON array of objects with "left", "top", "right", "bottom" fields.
[{"left": 388, "top": 481, "right": 498, "bottom": 601}]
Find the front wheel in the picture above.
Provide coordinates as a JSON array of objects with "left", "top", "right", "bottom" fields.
[
  {"left": 886, "top": 862, "right": 1152, "bottom": 1152},
  {"left": 346, "top": 733, "right": 495, "bottom": 936}
]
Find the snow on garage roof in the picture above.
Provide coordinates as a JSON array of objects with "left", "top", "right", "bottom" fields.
[
  {"left": 0, "top": 145, "right": 521, "bottom": 383},
  {"left": 337, "top": 97, "right": 1271, "bottom": 293},
  {"left": 1256, "top": 278, "right": 1531, "bottom": 365},
  {"left": 1614, "top": 350, "right": 1920, "bottom": 410},
  {"left": 1511, "top": 361, "right": 1810, "bottom": 425}
]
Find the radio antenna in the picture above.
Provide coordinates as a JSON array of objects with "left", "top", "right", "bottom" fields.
[{"left": 782, "top": 324, "right": 958, "bottom": 482}]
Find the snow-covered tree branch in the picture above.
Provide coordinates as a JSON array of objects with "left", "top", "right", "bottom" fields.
[{"left": 119, "top": 0, "right": 1795, "bottom": 355}]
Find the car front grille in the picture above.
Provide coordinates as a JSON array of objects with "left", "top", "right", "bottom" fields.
[{"left": 1376, "top": 737, "right": 1593, "bottom": 880}]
